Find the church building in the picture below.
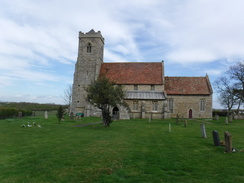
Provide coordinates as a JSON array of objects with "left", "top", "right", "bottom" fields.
[{"left": 71, "top": 30, "right": 213, "bottom": 119}]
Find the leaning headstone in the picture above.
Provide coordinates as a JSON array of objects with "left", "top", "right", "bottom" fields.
[
  {"left": 200, "top": 124, "right": 207, "bottom": 138},
  {"left": 212, "top": 130, "right": 221, "bottom": 146},
  {"left": 45, "top": 111, "right": 48, "bottom": 119},
  {"left": 18, "top": 111, "right": 22, "bottom": 118},
  {"left": 224, "top": 131, "right": 232, "bottom": 153}
]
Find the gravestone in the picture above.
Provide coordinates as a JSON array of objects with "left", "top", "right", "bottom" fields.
[
  {"left": 225, "top": 117, "right": 228, "bottom": 124},
  {"left": 45, "top": 111, "right": 48, "bottom": 119},
  {"left": 200, "top": 124, "right": 207, "bottom": 138},
  {"left": 18, "top": 111, "right": 22, "bottom": 118},
  {"left": 184, "top": 120, "right": 187, "bottom": 127},
  {"left": 176, "top": 114, "right": 179, "bottom": 124},
  {"left": 32, "top": 111, "right": 35, "bottom": 117},
  {"left": 224, "top": 131, "right": 232, "bottom": 153},
  {"left": 212, "top": 130, "right": 220, "bottom": 146},
  {"left": 169, "top": 123, "right": 171, "bottom": 133},
  {"left": 214, "top": 114, "right": 219, "bottom": 120}
]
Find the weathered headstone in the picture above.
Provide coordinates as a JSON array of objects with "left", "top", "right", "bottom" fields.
[
  {"left": 169, "top": 123, "right": 171, "bottom": 133},
  {"left": 212, "top": 130, "right": 221, "bottom": 146},
  {"left": 18, "top": 111, "right": 22, "bottom": 118},
  {"left": 225, "top": 117, "right": 228, "bottom": 124},
  {"left": 214, "top": 114, "right": 219, "bottom": 120},
  {"left": 184, "top": 120, "right": 187, "bottom": 127},
  {"left": 224, "top": 131, "right": 232, "bottom": 153},
  {"left": 216, "top": 114, "right": 219, "bottom": 120},
  {"left": 200, "top": 124, "right": 207, "bottom": 138},
  {"left": 32, "top": 111, "right": 35, "bottom": 117},
  {"left": 45, "top": 111, "right": 48, "bottom": 119},
  {"left": 176, "top": 114, "right": 179, "bottom": 124}
]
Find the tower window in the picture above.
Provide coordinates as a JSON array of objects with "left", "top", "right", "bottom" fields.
[{"left": 87, "top": 43, "right": 92, "bottom": 53}]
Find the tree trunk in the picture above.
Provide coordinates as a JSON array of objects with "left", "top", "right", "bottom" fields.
[{"left": 102, "top": 105, "right": 112, "bottom": 127}]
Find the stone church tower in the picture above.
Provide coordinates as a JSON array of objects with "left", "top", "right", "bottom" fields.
[{"left": 71, "top": 30, "right": 104, "bottom": 115}]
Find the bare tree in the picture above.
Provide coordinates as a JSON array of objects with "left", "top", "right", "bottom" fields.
[
  {"left": 227, "top": 61, "right": 244, "bottom": 114},
  {"left": 214, "top": 61, "right": 244, "bottom": 117},
  {"left": 214, "top": 76, "right": 238, "bottom": 116},
  {"left": 63, "top": 84, "right": 72, "bottom": 113},
  {"left": 227, "top": 61, "right": 244, "bottom": 101}
]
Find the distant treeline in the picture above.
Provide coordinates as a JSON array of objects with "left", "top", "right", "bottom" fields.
[
  {"left": 0, "top": 102, "right": 65, "bottom": 111},
  {"left": 0, "top": 102, "right": 66, "bottom": 119}
]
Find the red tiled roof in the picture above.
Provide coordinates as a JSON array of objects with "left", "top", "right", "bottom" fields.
[
  {"left": 100, "top": 62, "right": 163, "bottom": 84},
  {"left": 164, "top": 76, "right": 212, "bottom": 95}
]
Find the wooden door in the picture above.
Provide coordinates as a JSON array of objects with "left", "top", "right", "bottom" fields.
[{"left": 189, "top": 109, "right": 193, "bottom": 119}]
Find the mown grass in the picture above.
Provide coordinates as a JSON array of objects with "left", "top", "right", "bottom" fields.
[{"left": 0, "top": 115, "right": 243, "bottom": 183}]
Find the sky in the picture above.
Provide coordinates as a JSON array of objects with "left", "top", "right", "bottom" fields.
[{"left": 0, "top": 0, "right": 244, "bottom": 109}]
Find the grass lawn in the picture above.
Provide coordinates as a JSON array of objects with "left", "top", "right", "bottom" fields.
[{"left": 0, "top": 115, "right": 243, "bottom": 183}]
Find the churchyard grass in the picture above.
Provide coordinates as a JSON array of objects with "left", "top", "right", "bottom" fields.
[{"left": 0, "top": 115, "right": 243, "bottom": 183}]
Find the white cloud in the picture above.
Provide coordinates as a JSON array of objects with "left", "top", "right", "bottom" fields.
[{"left": 1, "top": 0, "right": 244, "bottom": 106}]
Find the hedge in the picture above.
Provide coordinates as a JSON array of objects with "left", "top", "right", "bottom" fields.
[{"left": 0, "top": 108, "right": 32, "bottom": 119}]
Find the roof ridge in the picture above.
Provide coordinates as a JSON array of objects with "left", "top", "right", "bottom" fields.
[
  {"left": 165, "top": 76, "right": 206, "bottom": 78},
  {"left": 102, "top": 62, "right": 162, "bottom": 64}
]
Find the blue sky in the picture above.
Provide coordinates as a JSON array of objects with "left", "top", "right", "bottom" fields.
[{"left": 0, "top": 0, "right": 244, "bottom": 108}]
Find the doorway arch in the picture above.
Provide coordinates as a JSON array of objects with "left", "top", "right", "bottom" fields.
[
  {"left": 188, "top": 109, "right": 193, "bottom": 119},
  {"left": 112, "top": 107, "right": 119, "bottom": 120}
]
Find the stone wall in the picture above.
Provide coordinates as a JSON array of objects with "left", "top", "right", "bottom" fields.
[
  {"left": 125, "top": 99, "right": 166, "bottom": 119},
  {"left": 167, "top": 94, "right": 212, "bottom": 118}
]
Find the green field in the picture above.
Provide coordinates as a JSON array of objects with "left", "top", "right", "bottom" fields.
[{"left": 0, "top": 115, "right": 243, "bottom": 183}]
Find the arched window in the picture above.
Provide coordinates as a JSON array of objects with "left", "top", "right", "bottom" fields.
[{"left": 87, "top": 43, "right": 92, "bottom": 53}]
